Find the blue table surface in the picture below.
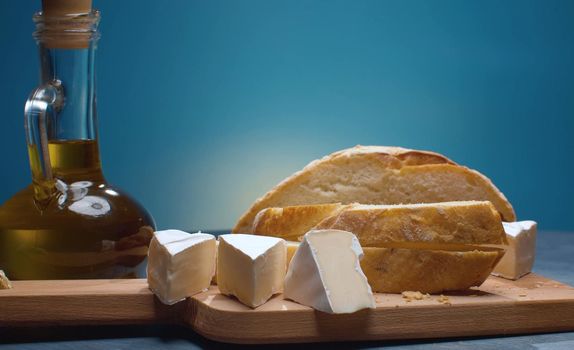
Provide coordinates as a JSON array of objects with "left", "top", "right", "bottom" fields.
[{"left": 1, "top": 231, "right": 573, "bottom": 350}]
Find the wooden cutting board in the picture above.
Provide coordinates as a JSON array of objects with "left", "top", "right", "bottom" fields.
[{"left": 1, "top": 273, "right": 573, "bottom": 344}]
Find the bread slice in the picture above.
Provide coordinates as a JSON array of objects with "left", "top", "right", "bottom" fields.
[
  {"left": 282, "top": 241, "right": 504, "bottom": 293},
  {"left": 360, "top": 247, "right": 504, "bottom": 293},
  {"left": 316, "top": 201, "right": 506, "bottom": 246},
  {"left": 252, "top": 203, "right": 346, "bottom": 241},
  {"left": 233, "top": 146, "right": 515, "bottom": 233},
  {"left": 252, "top": 201, "right": 507, "bottom": 247}
]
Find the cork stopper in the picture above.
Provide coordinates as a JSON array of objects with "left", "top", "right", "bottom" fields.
[
  {"left": 42, "top": 0, "right": 92, "bottom": 17},
  {"left": 36, "top": 0, "right": 98, "bottom": 49}
]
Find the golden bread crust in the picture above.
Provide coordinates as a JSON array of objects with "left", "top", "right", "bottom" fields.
[
  {"left": 250, "top": 201, "right": 506, "bottom": 247},
  {"left": 315, "top": 201, "right": 506, "bottom": 246},
  {"left": 233, "top": 145, "right": 515, "bottom": 233},
  {"left": 252, "top": 203, "right": 347, "bottom": 241},
  {"left": 360, "top": 247, "right": 503, "bottom": 293}
]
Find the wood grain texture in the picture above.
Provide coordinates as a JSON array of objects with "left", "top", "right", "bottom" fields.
[
  {"left": 1, "top": 274, "right": 573, "bottom": 344},
  {"left": 0, "top": 279, "right": 182, "bottom": 326}
]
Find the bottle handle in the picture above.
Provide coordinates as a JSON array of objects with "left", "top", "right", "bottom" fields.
[{"left": 24, "top": 80, "right": 64, "bottom": 206}]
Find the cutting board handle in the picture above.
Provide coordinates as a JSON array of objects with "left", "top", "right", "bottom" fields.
[{"left": 0, "top": 280, "right": 182, "bottom": 327}]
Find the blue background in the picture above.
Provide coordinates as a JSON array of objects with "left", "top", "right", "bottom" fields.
[{"left": 1, "top": 0, "right": 573, "bottom": 231}]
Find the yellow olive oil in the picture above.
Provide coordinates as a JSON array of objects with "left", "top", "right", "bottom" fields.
[{"left": 0, "top": 140, "right": 155, "bottom": 280}]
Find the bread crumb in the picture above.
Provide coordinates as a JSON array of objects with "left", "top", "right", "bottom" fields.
[
  {"left": 437, "top": 295, "right": 451, "bottom": 305},
  {"left": 519, "top": 293, "right": 527, "bottom": 297},
  {"left": 401, "top": 291, "right": 430, "bottom": 302},
  {"left": 0, "top": 270, "right": 12, "bottom": 290}
]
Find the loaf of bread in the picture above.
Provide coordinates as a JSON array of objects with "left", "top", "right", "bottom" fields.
[
  {"left": 233, "top": 146, "right": 515, "bottom": 233},
  {"left": 253, "top": 201, "right": 507, "bottom": 246}
]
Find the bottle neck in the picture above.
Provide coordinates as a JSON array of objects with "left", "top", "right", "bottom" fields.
[
  {"left": 26, "top": 11, "right": 104, "bottom": 204},
  {"left": 38, "top": 43, "right": 98, "bottom": 141}
]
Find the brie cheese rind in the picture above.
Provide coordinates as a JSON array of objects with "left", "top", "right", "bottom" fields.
[
  {"left": 217, "top": 234, "right": 286, "bottom": 308},
  {"left": 147, "top": 230, "right": 216, "bottom": 305},
  {"left": 492, "top": 221, "right": 537, "bottom": 280},
  {"left": 284, "top": 229, "right": 376, "bottom": 314}
]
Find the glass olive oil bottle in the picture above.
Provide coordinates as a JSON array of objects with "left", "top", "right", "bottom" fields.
[{"left": 0, "top": 1, "right": 155, "bottom": 279}]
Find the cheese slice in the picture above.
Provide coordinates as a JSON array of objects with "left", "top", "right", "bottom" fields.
[
  {"left": 284, "top": 229, "right": 376, "bottom": 314},
  {"left": 212, "top": 240, "right": 297, "bottom": 285},
  {"left": 492, "top": 221, "right": 537, "bottom": 280},
  {"left": 217, "top": 234, "right": 286, "bottom": 308},
  {"left": 147, "top": 230, "right": 216, "bottom": 305},
  {"left": 0, "top": 270, "right": 12, "bottom": 290}
]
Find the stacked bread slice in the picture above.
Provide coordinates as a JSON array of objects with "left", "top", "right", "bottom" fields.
[
  {"left": 233, "top": 146, "right": 514, "bottom": 293},
  {"left": 252, "top": 201, "right": 506, "bottom": 293}
]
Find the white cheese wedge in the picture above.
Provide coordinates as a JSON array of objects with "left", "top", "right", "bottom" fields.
[
  {"left": 492, "top": 221, "right": 537, "bottom": 280},
  {"left": 147, "top": 230, "right": 216, "bottom": 305},
  {"left": 284, "top": 229, "right": 376, "bottom": 314},
  {"left": 217, "top": 234, "right": 286, "bottom": 308}
]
